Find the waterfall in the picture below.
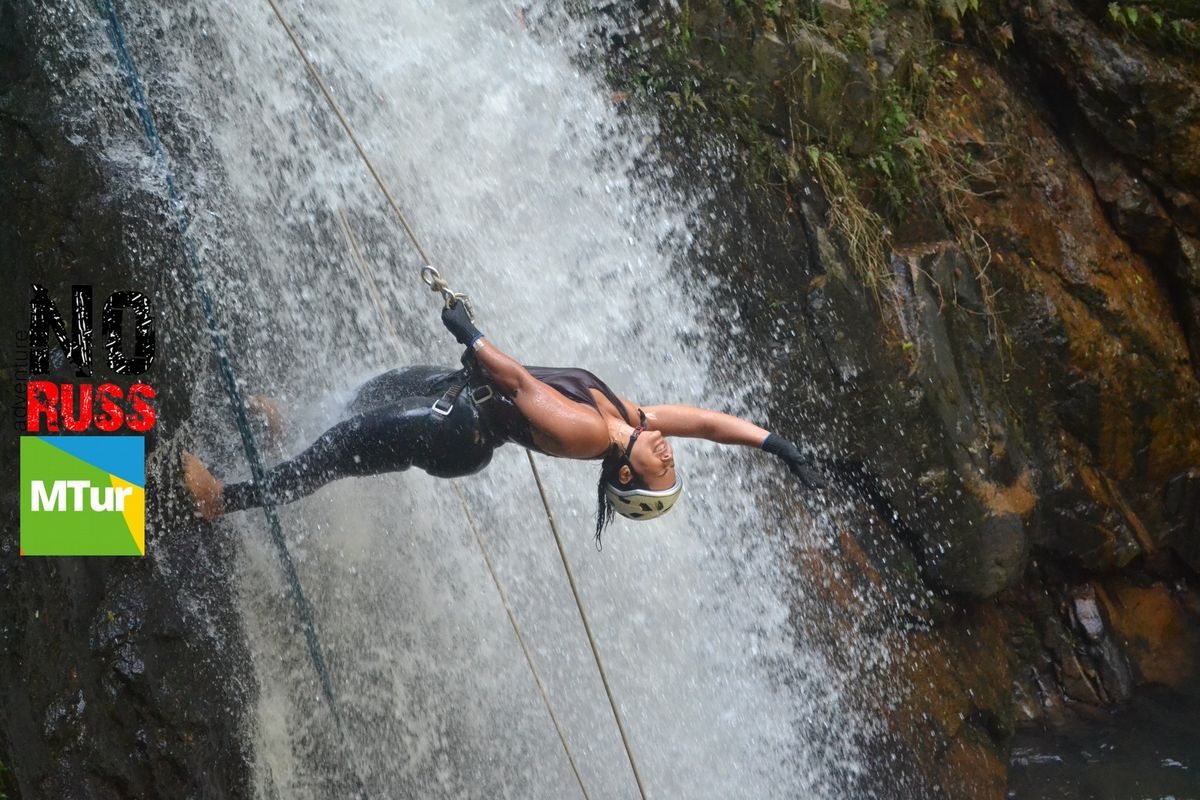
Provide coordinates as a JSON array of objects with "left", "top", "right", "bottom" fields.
[{"left": 72, "top": 0, "right": 881, "bottom": 796}]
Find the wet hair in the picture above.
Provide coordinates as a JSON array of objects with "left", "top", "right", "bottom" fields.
[
  {"left": 594, "top": 408, "right": 650, "bottom": 549},
  {"left": 594, "top": 444, "right": 623, "bottom": 550},
  {"left": 595, "top": 441, "right": 657, "bottom": 549}
]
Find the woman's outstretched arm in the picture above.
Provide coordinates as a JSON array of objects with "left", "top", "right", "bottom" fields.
[
  {"left": 440, "top": 298, "right": 532, "bottom": 393},
  {"left": 441, "top": 301, "right": 607, "bottom": 458},
  {"left": 628, "top": 401, "right": 825, "bottom": 489},
  {"left": 472, "top": 334, "right": 533, "bottom": 396},
  {"left": 638, "top": 404, "right": 769, "bottom": 447}
]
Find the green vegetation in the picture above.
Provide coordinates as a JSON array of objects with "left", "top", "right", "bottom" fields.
[
  {"left": 1104, "top": 2, "right": 1200, "bottom": 53},
  {"left": 617, "top": 0, "right": 1004, "bottom": 323}
]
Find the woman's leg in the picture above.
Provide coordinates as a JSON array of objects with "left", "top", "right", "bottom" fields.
[
  {"left": 221, "top": 400, "right": 435, "bottom": 513},
  {"left": 348, "top": 367, "right": 458, "bottom": 416},
  {"left": 182, "top": 369, "right": 497, "bottom": 519}
]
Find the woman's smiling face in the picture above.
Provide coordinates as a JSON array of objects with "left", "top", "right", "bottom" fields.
[{"left": 620, "top": 428, "right": 676, "bottom": 491}]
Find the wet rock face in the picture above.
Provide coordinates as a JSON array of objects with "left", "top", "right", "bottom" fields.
[
  {"left": 804, "top": 41, "right": 1199, "bottom": 600},
  {"left": 1013, "top": 0, "right": 1200, "bottom": 365},
  {"left": 647, "top": 4, "right": 1199, "bottom": 602},
  {"left": 0, "top": 3, "right": 253, "bottom": 796},
  {"left": 615, "top": 0, "right": 1200, "bottom": 796},
  {"left": 655, "top": 0, "right": 1200, "bottom": 601},
  {"left": 1011, "top": 576, "right": 1200, "bottom": 721},
  {"left": 1015, "top": 0, "right": 1200, "bottom": 192}
]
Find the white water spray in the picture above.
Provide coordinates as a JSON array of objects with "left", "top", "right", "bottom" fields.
[{"left": 72, "top": 0, "right": 884, "bottom": 796}]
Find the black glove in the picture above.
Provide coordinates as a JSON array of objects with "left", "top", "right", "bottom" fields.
[
  {"left": 441, "top": 299, "right": 483, "bottom": 347},
  {"left": 762, "top": 433, "right": 826, "bottom": 490}
]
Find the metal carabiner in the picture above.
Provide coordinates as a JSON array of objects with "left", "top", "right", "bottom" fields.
[
  {"left": 420, "top": 264, "right": 442, "bottom": 288},
  {"left": 422, "top": 265, "right": 474, "bottom": 318},
  {"left": 421, "top": 265, "right": 449, "bottom": 297}
]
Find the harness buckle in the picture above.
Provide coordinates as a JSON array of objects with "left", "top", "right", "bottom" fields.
[
  {"left": 431, "top": 396, "right": 455, "bottom": 417},
  {"left": 471, "top": 385, "right": 493, "bottom": 404}
]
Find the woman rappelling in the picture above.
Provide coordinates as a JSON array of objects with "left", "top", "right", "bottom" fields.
[{"left": 182, "top": 298, "right": 825, "bottom": 543}]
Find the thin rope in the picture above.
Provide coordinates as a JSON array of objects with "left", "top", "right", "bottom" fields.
[
  {"left": 526, "top": 452, "right": 649, "bottom": 800},
  {"left": 451, "top": 482, "right": 594, "bottom": 800},
  {"left": 94, "top": 2, "right": 368, "bottom": 797},
  {"left": 264, "top": 0, "right": 432, "bottom": 266},
  {"left": 336, "top": 210, "right": 592, "bottom": 800},
  {"left": 265, "top": 4, "right": 648, "bottom": 796}
]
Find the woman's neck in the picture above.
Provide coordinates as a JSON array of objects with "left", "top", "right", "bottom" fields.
[{"left": 606, "top": 416, "right": 636, "bottom": 450}]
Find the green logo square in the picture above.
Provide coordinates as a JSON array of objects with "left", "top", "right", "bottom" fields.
[{"left": 20, "top": 436, "right": 145, "bottom": 556}]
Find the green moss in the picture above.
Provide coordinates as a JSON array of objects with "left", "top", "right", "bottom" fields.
[{"left": 613, "top": 1, "right": 1002, "bottom": 323}]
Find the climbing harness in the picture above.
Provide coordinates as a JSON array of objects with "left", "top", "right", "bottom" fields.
[
  {"left": 94, "top": 2, "right": 369, "bottom": 798},
  {"left": 431, "top": 376, "right": 494, "bottom": 418},
  {"left": 429, "top": 374, "right": 468, "bottom": 418},
  {"left": 258, "top": 0, "right": 652, "bottom": 796}
]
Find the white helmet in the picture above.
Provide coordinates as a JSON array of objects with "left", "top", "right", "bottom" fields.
[{"left": 604, "top": 473, "right": 683, "bottom": 521}]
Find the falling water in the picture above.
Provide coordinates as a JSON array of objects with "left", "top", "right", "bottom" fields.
[{"left": 65, "top": 0, "right": 887, "bottom": 796}]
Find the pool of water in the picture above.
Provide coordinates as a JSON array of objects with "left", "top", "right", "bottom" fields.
[{"left": 1008, "top": 685, "right": 1199, "bottom": 800}]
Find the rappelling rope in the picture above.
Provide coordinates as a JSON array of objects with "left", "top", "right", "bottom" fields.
[
  {"left": 525, "top": 452, "right": 649, "bottom": 799},
  {"left": 94, "top": 2, "right": 369, "bottom": 798},
  {"left": 263, "top": 0, "right": 432, "bottom": 266},
  {"left": 262, "top": 2, "right": 648, "bottom": 796},
  {"left": 336, "top": 210, "right": 593, "bottom": 800}
]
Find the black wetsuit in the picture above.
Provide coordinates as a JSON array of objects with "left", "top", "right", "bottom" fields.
[{"left": 222, "top": 360, "right": 630, "bottom": 513}]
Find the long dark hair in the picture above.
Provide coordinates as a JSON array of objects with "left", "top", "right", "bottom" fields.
[
  {"left": 594, "top": 408, "right": 649, "bottom": 549},
  {"left": 594, "top": 444, "right": 626, "bottom": 549}
]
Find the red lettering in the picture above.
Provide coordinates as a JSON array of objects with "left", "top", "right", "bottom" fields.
[
  {"left": 27, "top": 381, "right": 59, "bottom": 433},
  {"left": 94, "top": 383, "right": 125, "bottom": 432},
  {"left": 127, "top": 383, "right": 157, "bottom": 432},
  {"left": 25, "top": 381, "right": 157, "bottom": 432},
  {"left": 61, "top": 383, "right": 93, "bottom": 432}
]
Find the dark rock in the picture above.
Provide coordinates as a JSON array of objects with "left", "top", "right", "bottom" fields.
[
  {"left": 1163, "top": 469, "right": 1200, "bottom": 572},
  {"left": 883, "top": 244, "right": 1033, "bottom": 597},
  {"left": 1040, "top": 467, "right": 1143, "bottom": 571},
  {"left": 1041, "top": 609, "right": 1101, "bottom": 704},
  {"left": 652, "top": 4, "right": 1200, "bottom": 791},
  {"left": 1056, "top": 377, "right": 1101, "bottom": 454},
  {"left": 1169, "top": 232, "right": 1200, "bottom": 364},
  {"left": 1092, "top": 635, "right": 1133, "bottom": 703},
  {"left": 0, "top": 4, "right": 254, "bottom": 797},
  {"left": 1068, "top": 584, "right": 1134, "bottom": 702},
  {"left": 1015, "top": 0, "right": 1200, "bottom": 193},
  {"left": 1098, "top": 581, "right": 1200, "bottom": 689},
  {"left": 1071, "top": 130, "right": 1173, "bottom": 259},
  {"left": 1165, "top": 190, "right": 1200, "bottom": 236},
  {"left": 1069, "top": 588, "right": 1105, "bottom": 641},
  {"left": 42, "top": 690, "right": 85, "bottom": 746}
]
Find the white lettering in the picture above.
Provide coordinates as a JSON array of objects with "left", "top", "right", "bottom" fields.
[
  {"left": 29, "top": 480, "right": 133, "bottom": 512},
  {"left": 66, "top": 480, "right": 89, "bottom": 511},
  {"left": 31, "top": 480, "right": 65, "bottom": 511},
  {"left": 90, "top": 486, "right": 113, "bottom": 511}
]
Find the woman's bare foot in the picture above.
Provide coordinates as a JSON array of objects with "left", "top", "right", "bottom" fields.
[
  {"left": 246, "top": 395, "right": 285, "bottom": 446},
  {"left": 181, "top": 451, "right": 225, "bottom": 521}
]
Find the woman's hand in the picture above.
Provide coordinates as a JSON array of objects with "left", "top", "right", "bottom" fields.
[
  {"left": 761, "top": 433, "right": 826, "bottom": 490},
  {"left": 441, "top": 299, "right": 483, "bottom": 346}
]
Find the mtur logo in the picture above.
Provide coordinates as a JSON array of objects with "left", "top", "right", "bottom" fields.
[{"left": 20, "top": 436, "right": 145, "bottom": 556}]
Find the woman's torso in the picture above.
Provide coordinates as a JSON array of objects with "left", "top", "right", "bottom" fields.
[
  {"left": 481, "top": 365, "right": 630, "bottom": 456},
  {"left": 349, "top": 365, "right": 630, "bottom": 459}
]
